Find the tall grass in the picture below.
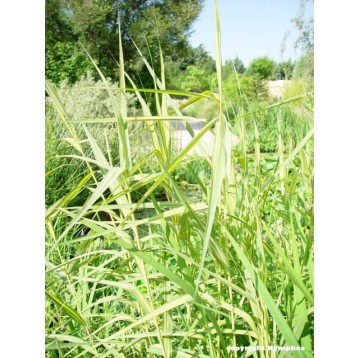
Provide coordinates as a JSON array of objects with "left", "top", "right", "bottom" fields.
[{"left": 45, "top": 1, "right": 314, "bottom": 357}]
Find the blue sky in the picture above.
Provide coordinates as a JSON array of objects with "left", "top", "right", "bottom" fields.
[{"left": 189, "top": 0, "right": 314, "bottom": 65}]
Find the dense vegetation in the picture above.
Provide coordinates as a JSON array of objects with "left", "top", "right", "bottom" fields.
[
  {"left": 45, "top": 0, "right": 311, "bottom": 93},
  {"left": 45, "top": 0, "right": 314, "bottom": 357}
]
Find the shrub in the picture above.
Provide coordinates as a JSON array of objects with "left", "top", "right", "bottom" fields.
[
  {"left": 49, "top": 71, "right": 138, "bottom": 120},
  {"left": 293, "top": 52, "right": 314, "bottom": 82},
  {"left": 223, "top": 73, "right": 269, "bottom": 106},
  {"left": 274, "top": 60, "right": 294, "bottom": 80},
  {"left": 181, "top": 65, "right": 216, "bottom": 92},
  {"left": 45, "top": 42, "right": 93, "bottom": 84},
  {"left": 45, "top": 73, "right": 138, "bottom": 206},
  {"left": 246, "top": 56, "right": 276, "bottom": 80}
]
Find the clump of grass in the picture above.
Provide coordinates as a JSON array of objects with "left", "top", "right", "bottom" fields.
[{"left": 45, "top": 1, "right": 314, "bottom": 357}]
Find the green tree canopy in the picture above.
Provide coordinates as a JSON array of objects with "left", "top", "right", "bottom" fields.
[
  {"left": 246, "top": 56, "right": 276, "bottom": 80},
  {"left": 180, "top": 45, "right": 216, "bottom": 72},
  {"left": 222, "top": 57, "right": 245, "bottom": 81},
  {"left": 180, "top": 65, "right": 216, "bottom": 92},
  {"left": 165, "top": 45, "right": 216, "bottom": 92},
  {"left": 45, "top": 0, "right": 204, "bottom": 84},
  {"left": 223, "top": 73, "right": 268, "bottom": 105},
  {"left": 274, "top": 60, "right": 294, "bottom": 80}
]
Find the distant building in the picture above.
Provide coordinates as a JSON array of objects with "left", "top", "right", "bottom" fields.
[
  {"left": 268, "top": 80, "right": 292, "bottom": 98},
  {"left": 171, "top": 120, "right": 239, "bottom": 157}
]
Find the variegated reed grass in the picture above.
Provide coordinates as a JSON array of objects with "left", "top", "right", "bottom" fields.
[{"left": 45, "top": 1, "right": 314, "bottom": 357}]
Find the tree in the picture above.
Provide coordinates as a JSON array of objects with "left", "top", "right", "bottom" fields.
[
  {"left": 179, "top": 45, "right": 216, "bottom": 72},
  {"left": 223, "top": 72, "right": 269, "bottom": 107},
  {"left": 45, "top": 0, "right": 75, "bottom": 46},
  {"left": 238, "top": 75, "right": 269, "bottom": 103},
  {"left": 292, "top": 52, "right": 313, "bottom": 80},
  {"left": 46, "top": 0, "right": 118, "bottom": 83},
  {"left": 292, "top": 0, "right": 314, "bottom": 54},
  {"left": 165, "top": 45, "right": 215, "bottom": 91},
  {"left": 246, "top": 57, "right": 276, "bottom": 80},
  {"left": 45, "top": 0, "right": 205, "bottom": 85},
  {"left": 222, "top": 57, "right": 245, "bottom": 81},
  {"left": 292, "top": 0, "right": 314, "bottom": 84},
  {"left": 126, "top": 1, "right": 204, "bottom": 67},
  {"left": 45, "top": 42, "right": 93, "bottom": 84},
  {"left": 274, "top": 60, "right": 294, "bottom": 80},
  {"left": 278, "top": 0, "right": 313, "bottom": 91},
  {"left": 181, "top": 65, "right": 215, "bottom": 92}
]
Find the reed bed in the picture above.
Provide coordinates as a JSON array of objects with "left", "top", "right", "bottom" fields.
[{"left": 45, "top": 2, "right": 314, "bottom": 356}]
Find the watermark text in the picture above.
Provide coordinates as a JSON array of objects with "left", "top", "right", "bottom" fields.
[{"left": 227, "top": 346, "right": 305, "bottom": 352}]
